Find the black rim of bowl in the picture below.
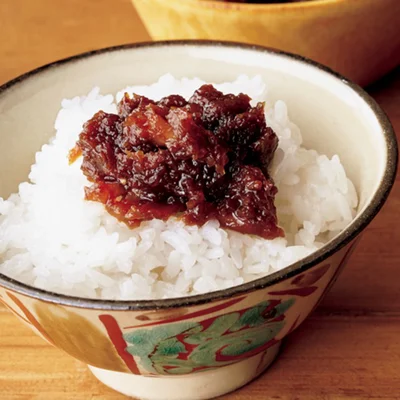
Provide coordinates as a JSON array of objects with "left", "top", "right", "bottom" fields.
[
  {"left": 185, "top": 0, "right": 343, "bottom": 9},
  {"left": 0, "top": 40, "right": 397, "bottom": 310}
]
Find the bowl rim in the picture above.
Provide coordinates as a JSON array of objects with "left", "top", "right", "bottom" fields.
[
  {"left": 0, "top": 40, "right": 397, "bottom": 311},
  {"left": 153, "top": 0, "right": 347, "bottom": 12}
]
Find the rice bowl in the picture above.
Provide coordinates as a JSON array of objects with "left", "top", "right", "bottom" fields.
[{"left": 0, "top": 41, "right": 396, "bottom": 400}]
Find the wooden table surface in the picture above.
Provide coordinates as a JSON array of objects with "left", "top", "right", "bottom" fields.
[{"left": 0, "top": 1, "right": 399, "bottom": 399}]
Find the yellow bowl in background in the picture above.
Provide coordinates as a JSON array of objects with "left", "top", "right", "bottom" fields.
[{"left": 132, "top": 0, "right": 400, "bottom": 86}]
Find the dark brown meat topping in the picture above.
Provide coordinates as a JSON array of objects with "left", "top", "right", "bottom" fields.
[{"left": 69, "top": 84, "right": 283, "bottom": 239}]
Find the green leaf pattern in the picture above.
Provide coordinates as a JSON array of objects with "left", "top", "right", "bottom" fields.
[{"left": 124, "top": 298, "right": 295, "bottom": 375}]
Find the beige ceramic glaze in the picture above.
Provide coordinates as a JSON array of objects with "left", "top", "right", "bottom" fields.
[
  {"left": 0, "top": 42, "right": 397, "bottom": 400},
  {"left": 132, "top": 0, "right": 400, "bottom": 86}
]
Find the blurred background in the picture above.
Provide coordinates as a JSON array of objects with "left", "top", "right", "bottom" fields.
[
  {"left": 0, "top": 0, "right": 149, "bottom": 85},
  {"left": 0, "top": 1, "right": 400, "bottom": 399},
  {"left": 1, "top": 0, "right": 400, "bottom": 86}
]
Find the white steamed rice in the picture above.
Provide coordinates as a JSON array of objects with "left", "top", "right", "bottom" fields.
[{"left": 0, "top": 75, "right": 358, "bottom": 300}]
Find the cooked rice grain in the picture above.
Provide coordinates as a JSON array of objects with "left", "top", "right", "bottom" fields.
[{"left": 0, "top": 75, "right": 358, "bottom": 300}]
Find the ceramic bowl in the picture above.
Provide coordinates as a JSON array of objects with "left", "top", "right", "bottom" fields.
[
  {"left": 0, "top": 41, "right": 397, "bottom": 400},
  {"left": 132, "top": 0, "right": 400, "bottom": 86}
]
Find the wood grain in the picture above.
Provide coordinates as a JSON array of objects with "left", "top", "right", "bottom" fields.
[{"left": 0, "top": 1, "right": 399, "bottom": 399}]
